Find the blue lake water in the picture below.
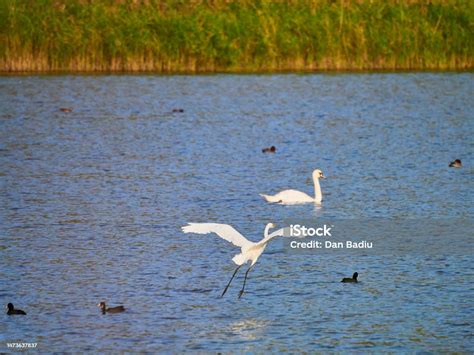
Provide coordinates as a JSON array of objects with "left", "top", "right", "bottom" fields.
[{"left": 1, "top": 73, "right": 473, "bottom": 352}]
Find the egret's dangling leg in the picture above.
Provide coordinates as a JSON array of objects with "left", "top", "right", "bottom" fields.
[
  {"left": 221, "top": 265, "right": 242, "bottom": 298},
  {"left": 238, "top": 266, "right": 253, "bottom": 299}
]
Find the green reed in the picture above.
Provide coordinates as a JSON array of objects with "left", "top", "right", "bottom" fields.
[{"left": 0, "top": 0, "right": 472, "bottom": 72}]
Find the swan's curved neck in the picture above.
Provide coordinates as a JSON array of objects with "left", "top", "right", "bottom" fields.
[{"left": 313, "top": 177, "right": 322, "bottom": 203}]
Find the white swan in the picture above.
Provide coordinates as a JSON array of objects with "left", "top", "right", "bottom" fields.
[
  {"left": 260, "top": 169, "right": 326, "bottom": 205},
  {"left": 181, "top": 222, "right": 286, "bottom": 298}
]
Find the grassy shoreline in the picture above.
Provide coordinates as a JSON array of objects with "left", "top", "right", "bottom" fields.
[{"left": 1, "top": 0, "right": 472, "bottom": 73}]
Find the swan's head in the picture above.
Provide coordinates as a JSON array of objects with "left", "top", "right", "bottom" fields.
[{"left": 312, "top": 169, "right": 326, "bottom": 180}]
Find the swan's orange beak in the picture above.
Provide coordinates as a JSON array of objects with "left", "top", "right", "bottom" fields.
[{"left": 320, "top": 174, "right": 326, "bottom": 179}]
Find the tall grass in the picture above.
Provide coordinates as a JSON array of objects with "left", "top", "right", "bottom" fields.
[{"left": 0, "top": 0, "right": 472, "bottom": 72}]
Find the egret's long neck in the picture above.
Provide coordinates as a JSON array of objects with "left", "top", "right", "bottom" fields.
[
  {"left": 313, "top": 177, "right": 322, "bottom": 203},
  {"left": 260, "top": 224, "right": 273, "bottom": 244},
  {"left": 264, "top": 224, "right": 272, "bottom": 239}
]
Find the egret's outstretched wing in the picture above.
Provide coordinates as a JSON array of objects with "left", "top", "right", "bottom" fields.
[{"left": 182, "top": 223, "right": 253, "bottom": 248}]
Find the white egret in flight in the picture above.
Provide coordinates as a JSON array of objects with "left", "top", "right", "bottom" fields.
[{"left": 181, "top": 223, "right": 288, "bottom": 298}]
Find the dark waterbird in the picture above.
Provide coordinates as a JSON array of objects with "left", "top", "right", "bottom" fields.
[
  {"left": 172, "top": 108, "right": 184, "bottom": 113},
  {"left": 449, "top": 159, "right": 462, "bottom": 168},
  {"left": 6, "top": 303, "right": 26, "bottom": 315},
  {"left": 262, "top": 146, "right": 276, "bottom": 153},
  {"left": 98, "top": 302, "right": 125, "bottom": 314},
  {"left": 59, "top": 107, "right": 72, "bottom": 113},
  {"left": 341, "top": 272, "right": 358, "bottom": 283}
]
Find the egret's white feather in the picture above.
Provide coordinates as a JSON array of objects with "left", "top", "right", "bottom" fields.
[{"left": 181, "top": 223, "right": 253, "bottom": 248}]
